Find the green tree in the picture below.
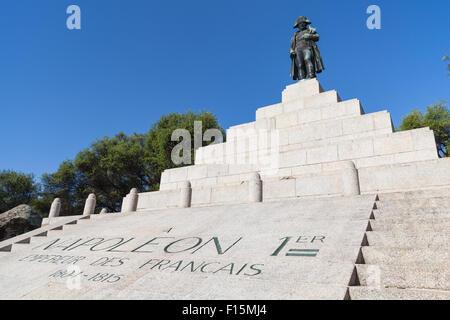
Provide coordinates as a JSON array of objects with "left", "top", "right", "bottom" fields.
[
  {"left": 0, "top": 170, "right": 39, "bottom": 213},
  {"left": 398, "top": 101, "right": 450, "bottom": 157},
  {"left": 37, "top": 111, "right": 225, "bottom": 216},
  {"left": 74, "top": 133, "right": 150, "bottom": 212},
  {"left": 33, "top": 160, "right": 87, "bottom": 217},
  {"left": 145, "top": 110, "right": 225, "bottom": 189}
]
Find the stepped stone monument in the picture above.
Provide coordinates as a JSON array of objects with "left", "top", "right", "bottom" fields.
[
  {"left": 0, "top": 78, "right": 449, "bottom": 300},
  {"left": 0, "top": 16, "right": 449, "bottom": 299}
]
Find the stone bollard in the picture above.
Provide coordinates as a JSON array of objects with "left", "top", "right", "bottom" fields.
[
  {"left": 83, "top": 193, "right": 96, "bottom": 216},
  {"left": 341, "top": 161, "right": 360, "bottom": 196},
  {"left": 179, "top": 181, "right": 192, "bottom": 208},
  {"left": 124, "top": 188, "right": 139, "bottom": 212},
  {"left": 249, "top": 172, "right": 263, "bottom": 203},
  {"left": 48, "top": 198, "right": 61, "bottom": 218},
  {"left": 99, "top": 208, "right": 108, "bottom": 214}
]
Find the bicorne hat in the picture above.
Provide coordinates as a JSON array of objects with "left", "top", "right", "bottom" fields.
[{"left": 293, "top": 16, "right": 311, "bottom": 28}]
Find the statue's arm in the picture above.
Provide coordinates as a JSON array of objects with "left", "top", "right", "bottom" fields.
[
  {"left": 290, "top": 36, "right": 296, "bottom": 56},
  {"left": 302, "top": 31, "right": 320, "bottom": 42}
]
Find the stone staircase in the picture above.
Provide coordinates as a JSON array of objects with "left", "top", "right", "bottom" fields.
[{"left": 350, "top": 187, "right": 450, "bottom": 300}]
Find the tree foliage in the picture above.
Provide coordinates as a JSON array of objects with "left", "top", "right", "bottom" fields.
[
  {"left": 34, "top": 111, "right": 224, "bottom": 216},
  {"left": 398, "top": 101, "right": 450, "bottom": 157},
  {"left": 146, "top": 111, "right": 225, "bottom": 189},
  {"left": 0, "top": 170, "right": 39, "bottom": 213}
]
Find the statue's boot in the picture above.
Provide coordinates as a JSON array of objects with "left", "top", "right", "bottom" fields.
[
  {"left": 306, "top": 64, "right": 316, "bottom": 79},
  {"left": 298, "top": 68, "right": 307, "bottom": 81}
]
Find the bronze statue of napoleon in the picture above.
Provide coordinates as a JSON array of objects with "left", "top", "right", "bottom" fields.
[{"left": 290, "top": 16, "right": 325, "bottom": 81}]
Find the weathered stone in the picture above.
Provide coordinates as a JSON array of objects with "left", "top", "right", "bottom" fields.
[
  {"left": 356, "top": 264, "right": 450, "bottom": 290},
  {"left": 0, "top": 205, "right": 42, "bottom": 242},
  {"left": 350, "top": 287, "right": 450, "bottom": 300},
  {"left": 0, "top": 195, "right": 375, "bottom": 299}
]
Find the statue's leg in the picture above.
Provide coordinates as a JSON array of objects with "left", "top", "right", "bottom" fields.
[
  {"left": 295, "top": 50, "right": 307, "bottom": 80},
  {"left": 303, "top": 49, "right": 316, "bottom": 79}
]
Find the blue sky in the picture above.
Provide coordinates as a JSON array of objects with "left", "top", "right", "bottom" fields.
[{"left": 0, "top": 0, "right": 448, "bottom": 179}]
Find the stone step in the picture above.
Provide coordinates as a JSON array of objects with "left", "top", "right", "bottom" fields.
[
  {"left": 369, "top": 219, "right": 450, "bottom": 232},
  {"left": 375, "top": 197, "right": 450, "bottom": 210},
  {"left": 366, "top": 231, "right": 450, "bottom": 248},
  {"left": 370, "top": 216, "right": 450, "bottom": 225},
  {"left": 372, "top": 208, "right": 450, "bottom": 219},
  {"left": 350, "top": 287, "right": 450, "bottom": 300},
  {"left": 361, "top": 247, "right": 450, "bottom": 266},
  {"left": 356, "top": 264, "right": 450, "bottom": 291},
  {"left": 10, "top": 243, "right": 35, "bottom": 253},
  {"left": 376, "top": 187, "right": 450, "bottom": 201}
]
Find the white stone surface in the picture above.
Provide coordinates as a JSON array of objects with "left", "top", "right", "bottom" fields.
[{"left": 0, "top": 195, "right": 375, "bottom": 300}]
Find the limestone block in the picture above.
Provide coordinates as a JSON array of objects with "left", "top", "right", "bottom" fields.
[
  {"left": 281, "top": 78, "right": 323, "bottom": 103},
  {"left": 375, "top": 197, "right": 450, "bottom": 210},
  {"left": 359, "top": 159, "right": 450, "bottom": 193},
  {"left": 372, "top": 208, "right": 450, "bottom": 220},
  {"left": 227, "top": 122, "right": 256, "bottom": 139},
  {"left": 373, "top": 111, "right": 393, "bottom": 131},
  {"left": 136, "top": 190, "right": 180, "bottom": 210},
  {"left": 295, "top": 172, "right": 342, "bottom": 197},
  {"left": 282, "top": 99, "right": 305, "bottom": 114},
  {"left": 159, "top": 182, "right": 178, "bottom": 191},
  {"left": 228, "top": 164, "right": 257, "bottom": 175},
  {"left": 376, "top": 186, "right": 450, "bottom": 201},
  {"left": 160, "top": 171, "right": 170, "bottom": 184},
  {"left": 415, "top": 158, "right": 450, "bottom": 186},
  {"left": 278, "top": 150, "right": 307, "bottom": 168},
  {"left": 356, "top": 264, "right": 450, "bottom": 291},
  {"left": 338, "top": 138, "right": 374, "bottom": 160},
  {"left": 263, "top": 178, "right": 296, "bottom": 199},
  {"left": 410, "top": 128, "right": 437, "bottom": 151},
  {"left": 187, "top": 165, "right": 208, "bottom": 180},
  {"left": 297, "top": 107, "right": 322, "bottom": 124},
  {"left": 342, "top": 114, "right": 375, "bottom": 136},
  {"left": 121, "top": 195, "right": 129, "bottom": 212},
  {"left": 210, "top": 183, "right": 249, "bottom": 204},
  {"left": 373, "top": 131, "right": 414, "bottom": 156},
  {"left": 275, "top": 112, "right": 298, "bottom": 129},
  {"left": 288, "top": 125, "right": 313, "bottom": 145},
  {"left": 362, "top": 247, "right": 450, "bottom": 266},
  {"left": 320, "top": 99, "right": 362, "bottom": 120},
  {"left": 354, "top": 154, "right": 395, "bottom": 169},
  {"left": 350, "top": 287, "right": 450, "bottom": 300},
  {"left": 393, "top": 149, "right": 437, "bottom": 164},
  {"left": 207, "top": 164, "right": 229, "bottom": 177},
  {"left": 255, "top": 103, "right": 283, "bottom": 120},
  {"left": 366, "top": 231, "right": 450, "bottom": 248},
  {"left": 306, "top": 145, "right": 339, "bottom": 165},
  {"left": 191, "top": 187, "right": 212, "bottom": 205},
  {"left": 168, "top": 167, "right": 189, "bottom": 182},
  {"left": 291, "top": 164, "right": 322, "bottom": 176},
  {"left": 190, "top": 177, "right": 218, "bottom": 188},
  {"left": 303, "top": 90, "right": 340, "bottom": 109},
  {"left": 344, "top": 99, "right": 365, "bottom": 115},
  {"left": 319, "top": 119, "right": 344, "bottom": 140},
  {"left": 217, "top": 174, "right": 242, "bottom": 185}
]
